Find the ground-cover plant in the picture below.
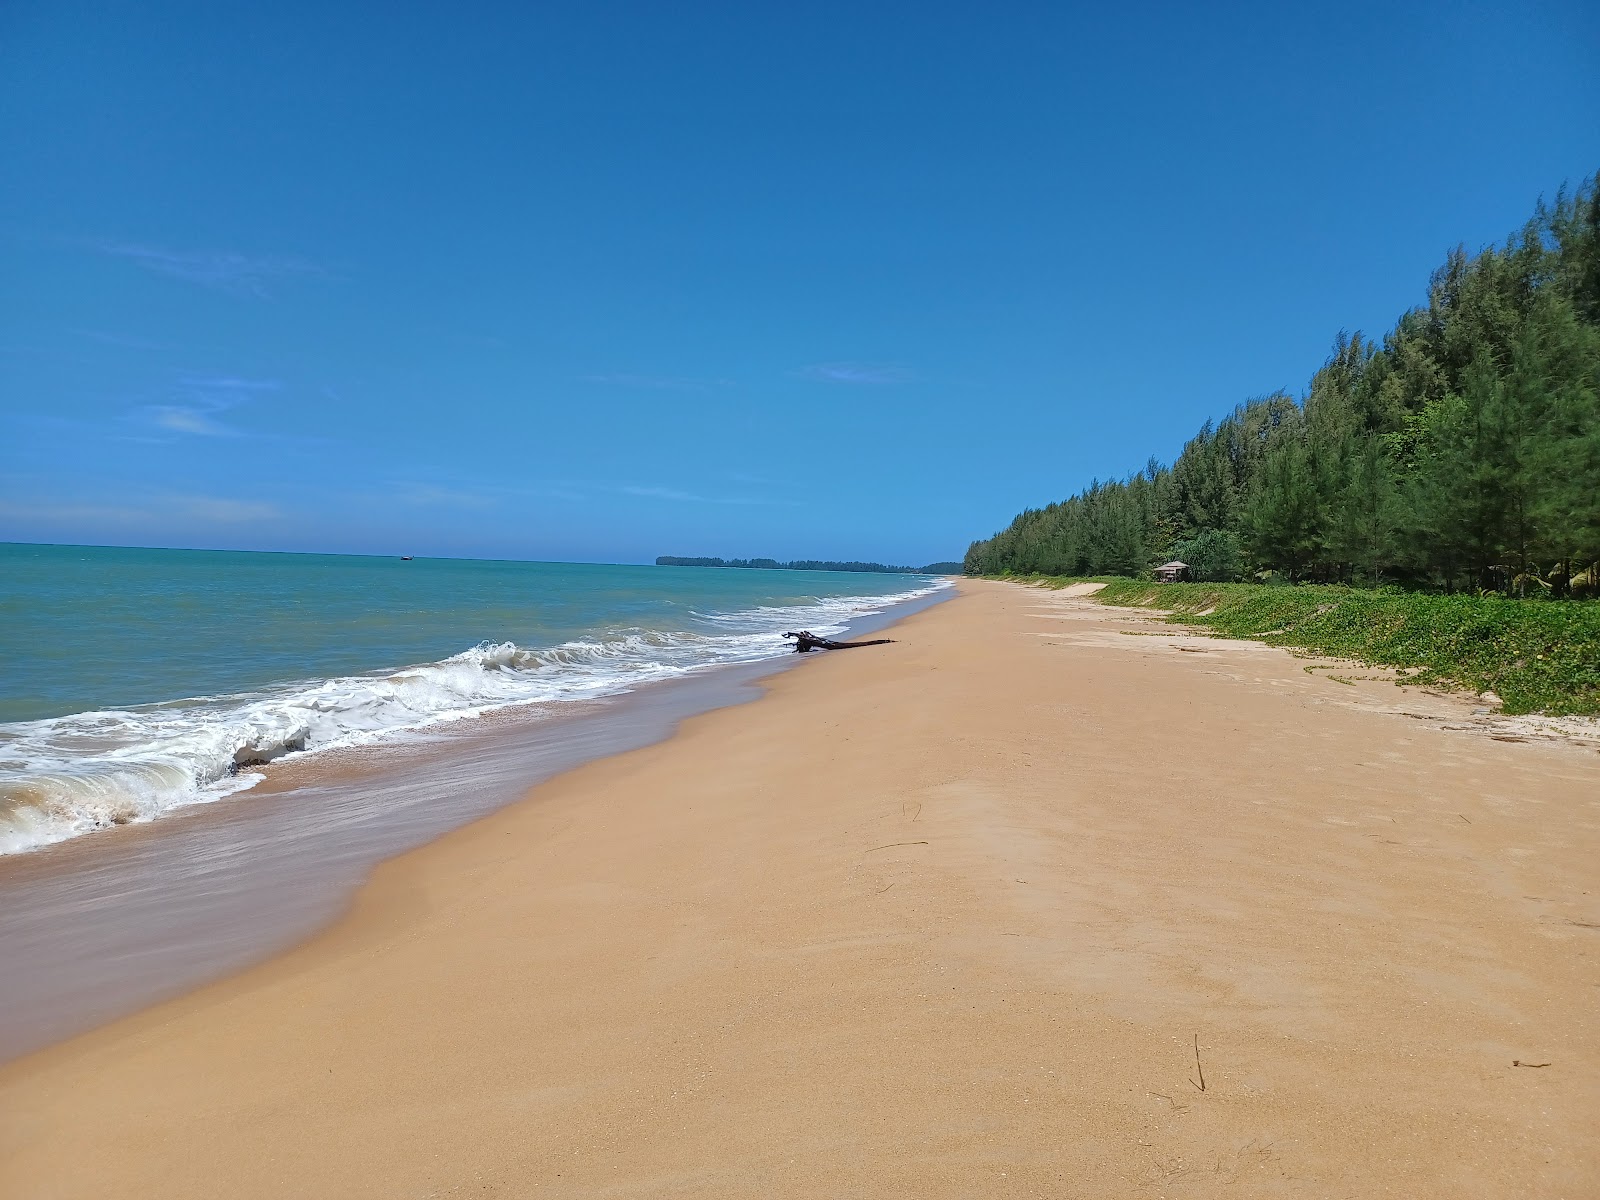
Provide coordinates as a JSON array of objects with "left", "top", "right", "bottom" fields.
[{"left": 1021, "top": 577, "right": 1600, "bottom": 716}]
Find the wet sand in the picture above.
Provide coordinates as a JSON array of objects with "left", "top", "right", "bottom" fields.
[{"left": 2, "top": 578, "right": 1597, "bottom": 1197}]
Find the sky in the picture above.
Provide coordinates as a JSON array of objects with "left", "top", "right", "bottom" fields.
[{"left": 2, "top": 1, "right": 1596, "bottom": 566}]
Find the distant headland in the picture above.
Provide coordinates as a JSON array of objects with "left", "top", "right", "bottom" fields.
[{"left": 657, "top": 556, "right": 963, "bottom": 575}]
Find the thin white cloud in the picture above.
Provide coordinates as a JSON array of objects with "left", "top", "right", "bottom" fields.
[
  {"left": 137, "top": 374, "right": 280, "bottom": 437},
  {"left": 798, "top": 362, "right": 913, "bottom": 385},
  {"left": 176, "top": 375, "right": 281, "bottom": 392},
  {"left": 149, "top": 406, "right": 236, "bottom": 436},
  {"left": 97, "top": 242, "right": 322, "bottom": 297}
]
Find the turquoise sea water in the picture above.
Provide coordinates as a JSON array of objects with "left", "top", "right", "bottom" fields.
[{"left": 0, "top": 543, "right": 944, "bottom": 852}]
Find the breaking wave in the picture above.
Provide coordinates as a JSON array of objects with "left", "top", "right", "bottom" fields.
[{"left": 0, "top": 582, "right": 946, "bottom": 854}]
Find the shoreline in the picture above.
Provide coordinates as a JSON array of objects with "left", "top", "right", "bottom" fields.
[
  {"left": 3, "top": 579, "right": 1596, "bottom": 1197},
  {"left": 1, "top": 567, "right": 951, "bottom": 858},
  {"left": 0, "top": 586, "right": 951, "bottom": 1063}
]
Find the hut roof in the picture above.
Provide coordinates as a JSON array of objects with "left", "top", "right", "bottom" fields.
[{"left": 1158, "top": 561, "right": 1188, "bottom": 570}]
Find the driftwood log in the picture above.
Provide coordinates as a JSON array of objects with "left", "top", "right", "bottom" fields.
[{"left": 783, "top": 630, "right": 895, "bottom": 654}]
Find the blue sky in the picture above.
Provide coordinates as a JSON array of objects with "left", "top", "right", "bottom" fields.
[{"left": 2, "top": 1, "right": 1596, "bottom": 565}]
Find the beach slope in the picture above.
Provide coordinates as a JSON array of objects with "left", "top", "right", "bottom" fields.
[{"left": 2, "top": 579, "right": 1596, "bottom": 1197}]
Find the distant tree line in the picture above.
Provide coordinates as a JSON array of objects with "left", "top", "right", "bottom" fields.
[
  {"left": 657, "top": 556, "right": 963, "bottom": 575},
  {"left": 965, "top": 173, "right": 1600, "bottom": 597}
]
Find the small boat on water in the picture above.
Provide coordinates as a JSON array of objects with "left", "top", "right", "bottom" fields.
[{"left": 400, "top": 556, "right": 414, "bottom": 561}]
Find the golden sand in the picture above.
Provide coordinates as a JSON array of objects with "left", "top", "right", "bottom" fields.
[{"left": 2, "top": 579, "right": 1596, "bottom": 1197}]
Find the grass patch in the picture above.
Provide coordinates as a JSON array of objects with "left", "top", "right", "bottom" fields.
[{"left": 1003, "top": 577, "right": 1600, "bottom": 716}]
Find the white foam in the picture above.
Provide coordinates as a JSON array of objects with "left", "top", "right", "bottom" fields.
[{"left": 0, "top": 582, "right": 948, "bottom": 854}]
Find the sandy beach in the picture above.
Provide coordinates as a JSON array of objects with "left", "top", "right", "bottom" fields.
[{"left": 2, "top": 578, "right": 1596, "bottom": 1198}]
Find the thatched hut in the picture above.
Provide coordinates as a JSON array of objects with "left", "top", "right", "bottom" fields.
[{"left": 1154, "top": 560, "right": 1189, "bottom": 583}]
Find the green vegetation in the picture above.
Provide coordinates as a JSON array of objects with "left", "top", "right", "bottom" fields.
[
  {"left": 656, "top": 556, "right": 959, "bottom": 574},
  {"left": 1028, "top": 577, "right": 1600, "bottom": 715},
  {"left": 966, "top": 173, "right": 1600, "bottom": 599}
]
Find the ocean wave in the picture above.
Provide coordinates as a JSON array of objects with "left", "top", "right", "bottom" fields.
[{"left": 0, "top": 582, "right": 947, "bottom": 854}]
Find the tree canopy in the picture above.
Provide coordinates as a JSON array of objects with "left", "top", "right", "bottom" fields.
[{"left": 965, "top": 173, "right": 1600, "bottom": 597}]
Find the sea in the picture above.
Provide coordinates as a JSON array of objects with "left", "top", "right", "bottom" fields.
[
  {"left": 0, "top": 544, "right": 948, "bottom": 1059},
  {"left": 0, "top": 543, "right": 947, "bottom": 854}
]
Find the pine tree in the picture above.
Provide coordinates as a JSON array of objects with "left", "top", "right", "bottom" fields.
[{"left": 1246, "top": 435, "right": 1320, "bottom": 579}]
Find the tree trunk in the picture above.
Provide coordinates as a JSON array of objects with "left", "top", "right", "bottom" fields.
[{"left": 782, "top": 631, "right": 895, "bottom": 654}]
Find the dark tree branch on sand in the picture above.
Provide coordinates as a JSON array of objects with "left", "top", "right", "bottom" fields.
[{"left": 782, "top": 630, "right": 895, "bottom": 654}]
